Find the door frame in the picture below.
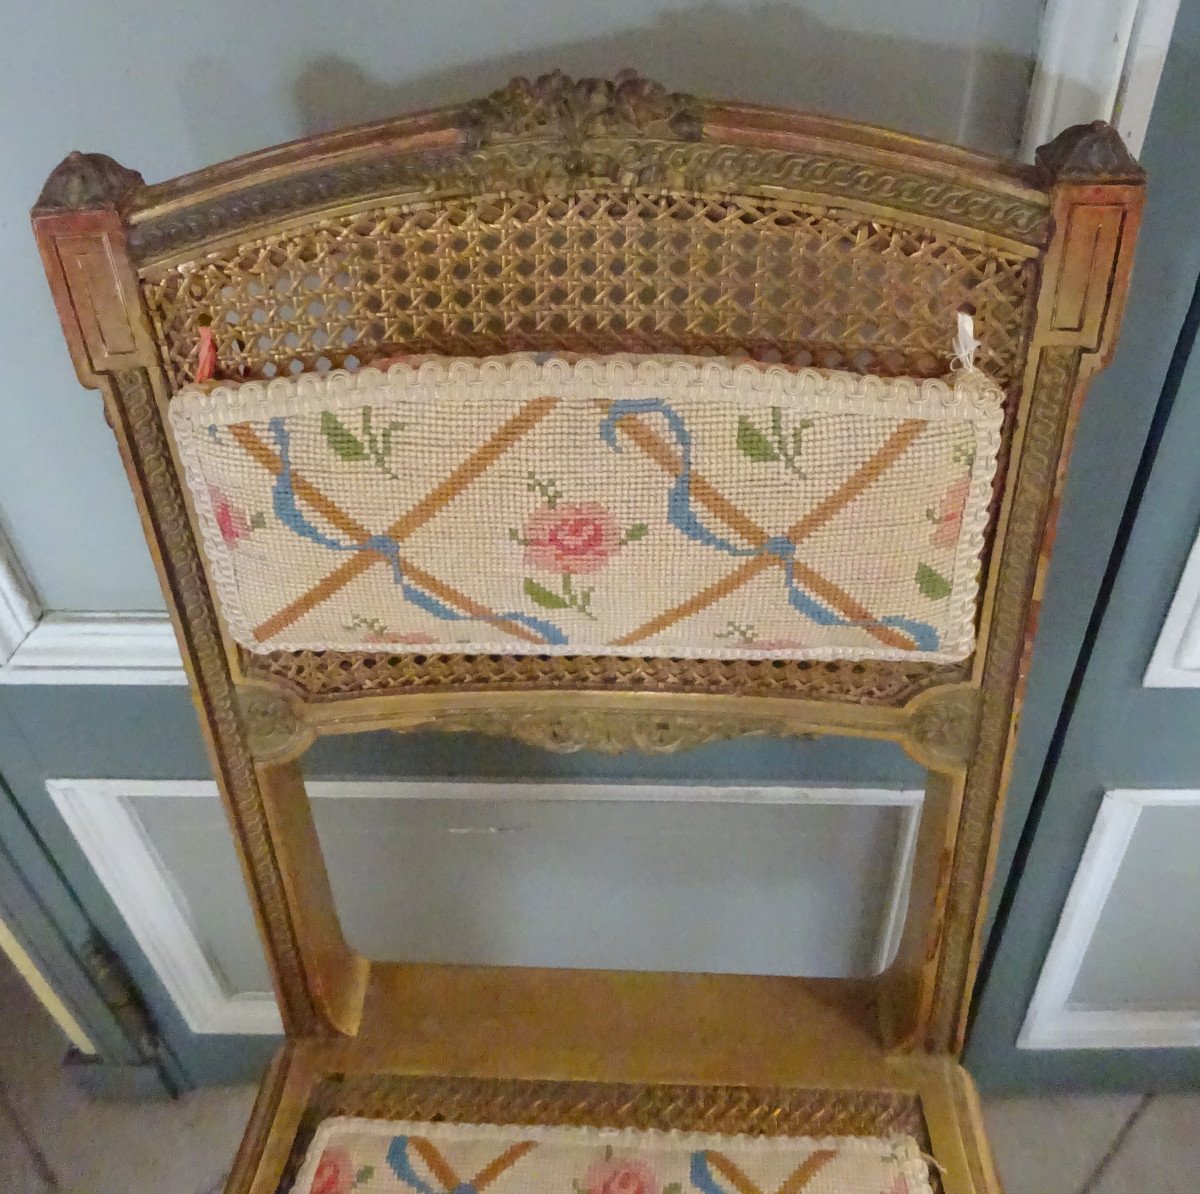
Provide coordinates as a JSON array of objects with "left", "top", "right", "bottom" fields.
[{"left": 0, "top": 764, "right": 180, "bottom": 1095}]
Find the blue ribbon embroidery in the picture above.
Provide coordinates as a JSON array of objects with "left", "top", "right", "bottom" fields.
[
  {"left": 267, "top": 418, "right": 567, "bottom": 645},
  {"left": 387, "top": 1137, "right": 476, "bottom": 1194},
  {"left": 598, "top": 399, "right": 939, "bottom": 651},
  {"left": 689, "top": 1150, "right": 727, "bottom": 1194}
]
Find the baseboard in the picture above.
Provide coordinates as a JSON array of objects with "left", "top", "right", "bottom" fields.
[{"left": 63, "top": 1048, "right": 176, "bottom": 1100}]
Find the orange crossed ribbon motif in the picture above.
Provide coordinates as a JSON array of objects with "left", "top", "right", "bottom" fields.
[
  {"left": 690, "top": 1148, "right": 838, "bottom": 1194},
  {"left": 386, "top": 1135, "right": 536, "bottom": 1194}
]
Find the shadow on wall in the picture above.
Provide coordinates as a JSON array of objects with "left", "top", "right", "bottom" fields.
[
  {"left": 171, "top": 3, "right": 1045, "bottom": 161},
  {"left": 286, "top": 2, "right": 1034, "bottom": 155}
]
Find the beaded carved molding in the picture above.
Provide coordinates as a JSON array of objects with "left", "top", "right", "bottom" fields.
[{"left": 169, "top": 353, "right": 1002, "bottom": 663}]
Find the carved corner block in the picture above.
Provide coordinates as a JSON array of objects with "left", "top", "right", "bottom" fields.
[
  {"left": 32, "top": 152, "right": 151, "bottom": 389},
  {"left": 34, "top": 151, "right": 144, "bottom": 214},
  {"left": 1034, "top": 122, "right": 1146, "bottom": 365},
  {"left": 1035, "top": 121, "right": 1143, "bottom": 184},
  {"left": 236, "top": 685, "right": 313, "bottom": 763},
  {"left": 903, "top": 685, "right": 981, "bottom": 772}
]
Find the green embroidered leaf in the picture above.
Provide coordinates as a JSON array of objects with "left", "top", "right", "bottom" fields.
[
  {"left": 354, "top": 1166, "right": 376, "bottom": 1187},
  {"left": 736, "top": 417, "right": 779, "bottom": 462},
  {"left": 249, "top": 511, "right": 266, "bottom": 530},
  {"left": 320, "top": 410, "right": 367, "bottom": 461},
  {"left": 623, "top": 522, "right": 649, "bottom": 543},
  {"left": 524, "top": 577, "right": 570, "bottom": 609},
  {"left": 663, "top": 1183, "right": 683, "bottom": 1194},
  {"left": 916, "top": 562, "right": 952, "bottom": 600}
]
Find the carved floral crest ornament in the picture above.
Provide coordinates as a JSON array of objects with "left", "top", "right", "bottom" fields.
[
  {"left": 32, "top": 69, "right": 1143, "bottom": 1194},
  {"left": 463, "top": 69, "right": 704, "bottom": 146}
]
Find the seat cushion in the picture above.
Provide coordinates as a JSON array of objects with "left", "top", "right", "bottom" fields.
[
  {"left": 169, "top": 353, "right": 1002, "bottom": 663},
  {"left": 290, "top": 1118, "right": 933, "bottom": 1194}
]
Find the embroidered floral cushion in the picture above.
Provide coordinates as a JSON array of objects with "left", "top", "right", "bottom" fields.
[
  {"left": 168, "top": 354, "right": 1002, "bottom": 661},
  {"left": 290, "top": 1118, "right": 933, "bottom": 1194}
]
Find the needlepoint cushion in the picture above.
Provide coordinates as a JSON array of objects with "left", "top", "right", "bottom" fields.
[
  {"left": 168, "top": 353, "right": 1002, "bottom": 662},
  {"left": 289, "top": 1118, "right": 934, "bottom": 1194}
]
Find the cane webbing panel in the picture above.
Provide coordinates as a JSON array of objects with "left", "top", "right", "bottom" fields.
[
  {"left": 139, "top": 191, "right": 1036, "bottom": 395},
  {"left": 290, "top": 1119, "right": 933, "bottom": 1194},
  {"left": 170, "top": 354, "right": 1002, "bottom": 662},
  {"left": 242, "top": 648, "right": 966, "bottom": 704}
]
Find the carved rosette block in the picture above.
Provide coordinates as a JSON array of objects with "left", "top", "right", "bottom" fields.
[
  {"left": 904, "top": 685, "right": 981, "bottom": 771},
  {"left": 236, "top": 685, "right": 310, "bottom": 762}
]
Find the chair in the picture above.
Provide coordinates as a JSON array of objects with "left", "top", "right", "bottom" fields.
[{"left": 33, "top": 71, "right": 1143, "bottom": 1193}]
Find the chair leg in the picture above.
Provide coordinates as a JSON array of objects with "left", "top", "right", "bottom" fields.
[
  {"left": 879, "top": 769, "right": 966, "bottom": 1051},
  {"left": 254, "top": 758, "right": 371, "bottom": 1037}
]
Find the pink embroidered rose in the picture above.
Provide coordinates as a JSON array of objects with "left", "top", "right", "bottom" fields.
[
  {"left": 209, "top": 485, "right": 251, "bottom": 545},
  {"left": 930, "top": 476, "right": 971, "bottom": 549},
  {"left": 523, "top": 502, "right": 620, "bottom": 574},
  {"left": 585, "top": 1157, "right": 658, "bottom": 1194},
  {"left": 311, "top": 1146, "right": 354, "bottom": 1194},
  {"left": 365, "top": 630, "right": 436, "bottom": 646}
]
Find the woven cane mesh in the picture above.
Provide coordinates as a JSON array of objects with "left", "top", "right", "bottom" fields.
[
  {"left": 241, "top": 646, "right": 965, "bottom": 703},
  {"left": 301, "top": 1076, "right": 926, "bottom": 1139},
  {"left": 140, "top": 192, "right": 1036, "bottom": 392},
  {"left": 141, "top": 184, "right": 1034, "bottom": 702}
]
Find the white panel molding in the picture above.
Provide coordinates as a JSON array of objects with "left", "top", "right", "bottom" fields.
[
  {"left": 1144, "top": 528, "right": 1200, "bottom": 686},
  {"left": 875, "top": 796, "right": 921, "bottom": 976},
  {"left": 0, "top": 527, "right": 41, "bottom": 667},
  {"left": 46, "top": 779, "right": 921, "bottom": 1036},
  {"left": 45, "top": 779, "right": 283, "bottom": 1036},
  {"left": 0, "top": 612, "right": 186, "bottom": 686},
  {"left": 1019, "top": 788, "right": 1200, "bottom": 1050},
  {"left": 1021, "top": 0, "right": 1181, "bottom": 160},
  {"left": 0, "top": 500, "right": 185, "bottom": 687}
]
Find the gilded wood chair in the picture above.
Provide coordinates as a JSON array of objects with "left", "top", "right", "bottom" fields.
[{"left": 33, "top": 72, "right": 1142, "bottom": 1194}]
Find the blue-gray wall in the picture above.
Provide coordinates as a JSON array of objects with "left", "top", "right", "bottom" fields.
[{"left": 1, "top": 0, "right": 1040, "bottom": 610}]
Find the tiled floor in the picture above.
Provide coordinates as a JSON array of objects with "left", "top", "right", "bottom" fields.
[{"left": 0, "top": 956, "right": 1196, "bottom": 1193}]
